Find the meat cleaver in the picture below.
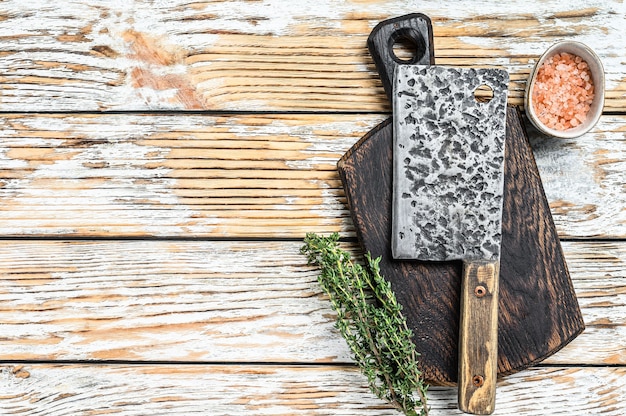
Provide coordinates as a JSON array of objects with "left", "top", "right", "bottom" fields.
[{"left": 392, "top": 66, "right": 509, "bottom": 414}]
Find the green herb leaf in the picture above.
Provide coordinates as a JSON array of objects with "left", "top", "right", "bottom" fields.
[{"left": 301, "top": 232, "right": 429, "bottom": 416}]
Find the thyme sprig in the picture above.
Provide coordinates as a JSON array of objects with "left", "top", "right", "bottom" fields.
[{"left": 301, "top": 232, "right": 429, "bottom": 416}]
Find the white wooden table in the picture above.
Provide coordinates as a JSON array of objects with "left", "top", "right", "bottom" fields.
[{"left": 0, "top": 1, "right": 624, "bottom": 414}]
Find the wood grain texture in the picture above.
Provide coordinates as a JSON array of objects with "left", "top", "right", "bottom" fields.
[
  {"left": 0, "top": 364, "right": 623, "bottom": 415},
  {"left": 458, "top": 261, "right": 499, "bottom": 414},
  {"left": 0, "top": 113, "right": 623, "bottom": 238},
  {"left": 0, "top": 240, "right": 622, "bottom": 366},
  {"left": 527, "top": 114, "right": 626, "bottom": 238},
  {"left": 0, "top": 240, "right": 350, "bottom": 363},
  {"left": 0, "top": 3, "right": 623, "bottom": 413},
  {"left": 0, "top": 1, "right": 624, "bottom": 112}
]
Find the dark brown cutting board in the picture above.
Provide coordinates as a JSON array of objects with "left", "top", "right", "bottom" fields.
[
  {"left": 338, "top": 13, "right": 584, "bottom": 386},
  {"left": 337, "top": 107, "right": 585, "bottom": 385}
]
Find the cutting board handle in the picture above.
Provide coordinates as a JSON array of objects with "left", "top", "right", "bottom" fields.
[
  {"left": 458, "top": 260, "right": 499, "bottom": 414},
  {"left": 367, "top": 13, "right": 434, "bottom": 101}
]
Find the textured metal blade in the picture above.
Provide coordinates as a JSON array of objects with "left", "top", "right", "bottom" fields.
[{"left": 392, "top": 65, "right": 509, "bottom": 262}]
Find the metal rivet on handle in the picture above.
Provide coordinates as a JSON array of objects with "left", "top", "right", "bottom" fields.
[
  {"left": 474, "top": 285, "right": 487, "bottom": 298},
  {"left": 472, "top": 375, "right": 485, "bottom": 387}
]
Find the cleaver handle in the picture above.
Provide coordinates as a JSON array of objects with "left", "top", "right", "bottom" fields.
[
  {"left": 367, "top": 13, "right": 434, "bottom": 101},
  {"left": 458, "top": 260, "right": 499, "bottom": 415}
]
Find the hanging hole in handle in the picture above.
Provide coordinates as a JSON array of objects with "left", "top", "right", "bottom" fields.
[
  {"left": 389, "top": 28, "right": 426, "bottom": 64},
  {"left": 392, "top": 36, "right": 418, "bottom": 62},
  {"left": 474, "top": 84, "right": 494, "bottom": 103}
]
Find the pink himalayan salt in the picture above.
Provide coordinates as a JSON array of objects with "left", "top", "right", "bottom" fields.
[{"left": 531, "top": 52, "right": 595, "bottom": 131}]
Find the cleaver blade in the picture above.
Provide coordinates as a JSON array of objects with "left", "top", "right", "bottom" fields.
[{"left": 392, "top": 65, "right": 509, "bottom": 415}]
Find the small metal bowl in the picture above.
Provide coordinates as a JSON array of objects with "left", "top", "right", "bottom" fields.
[{"left": 525, "top": 41, "right": 604, "bottom": 138}]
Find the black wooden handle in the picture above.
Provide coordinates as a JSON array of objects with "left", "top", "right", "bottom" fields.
[{"left": 367, "top": 13, "right": 435, "bottom": 101}]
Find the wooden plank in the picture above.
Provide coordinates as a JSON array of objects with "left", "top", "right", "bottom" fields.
[
  {"left": 528, "top": 114, "right": 626, "bottom": 238},
  {"left": 0, "top": 363, "right": 623, "bottom": 415},
  {"left": 0, "top": 240, "right": 352, "bottom": 363},
  {"left": 548, "top": 241, "right": 626, "bottom": 366},
  {"left": 0, "top": 1, "right": 623, "bottom": 112},
  {"left": 0, "top": 240, "right": 623, "bottom": 366},
  {"left": 0, "top": 113, "right": 623, "bottom": 238}
]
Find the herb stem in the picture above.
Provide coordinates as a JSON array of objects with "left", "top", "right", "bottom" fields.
[{"left": 301, "top": 232, "right": 429, "bottom": 416}]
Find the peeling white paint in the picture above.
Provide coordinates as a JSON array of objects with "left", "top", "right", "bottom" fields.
[
  {"left": 186, "top": 0, "right": 345, "bottom": 36},
  {"left": 529, "top": 117, "right": 626, "bottom": 236},
  {"left": 0, "top": 240, "right": 353, "bottom": 362},
  {"left": 0, "top": 115, "right": 220, "bottom": 236},
  {"left": 0, "top": 0, "right": 623, "bottom": 111}
]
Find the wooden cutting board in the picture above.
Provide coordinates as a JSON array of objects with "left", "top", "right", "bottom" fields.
[
  {"left": 337, "top": 107, "right": 585, "bottom": 385},
  {"left": 338, "top": 13, "right": 584, "bottom": 385}
]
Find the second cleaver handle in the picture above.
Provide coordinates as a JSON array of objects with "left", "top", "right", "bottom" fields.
[{"left": 458, "top": 260, "right": 500, "bottom": 415}]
